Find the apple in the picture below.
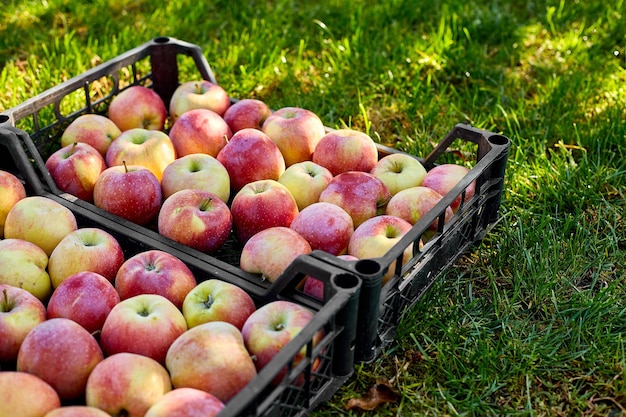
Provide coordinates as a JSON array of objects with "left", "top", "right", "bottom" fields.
[
  {"left": 422, "top": 163, "right": 475, "bottom": 212},
  {"left": 216, "top": 128, "right": 286, "bottom": 192},
  {"left": 169, "top": 80, "right": 231, "bottom": 122},
  {"left": 86, "top": 352, "right": 172, "bottom": 417},
  {"left": 144, "top": 387, "right": 224, "bottom": 417},
  {"left": 182, "top": 279, "right": 256, "bottom": 330},
  {"left": 3, "top": 195, "right": 78, "bottom": 256},
  {"left": 43, "top": 406, "right": 111, "bottom": 417},
  {"left": 0, "top": 169, "right": 26, "bottom": 238},
  {"left": 0, "top": 238, "right": 52, "bottom": 301},
  {"left": 241, "top": 300, "right": 325, "bottom": 385},
  {"left": 230, "top": 179, "right": 299, "bottom": 244},
  {"left": 262, "top": 106, "right": 326, "bottom": 166},
  {"left": 60, "top": 113, "right": 122, "bottom": 157},
  {"left": 302, "top": 254, "right": 358, "bottom": 301},
  {"left": 166, "top": 321, "right": 257, "bottom": 403},
  {"left": 289, "top": 202, "right": 354, "bottom": 256},
  {"left": 239, "top": 226, "right": 312, "bottom": 283},
  {"left": 46, "top": 271, "right": 121, "bottom": 334},
  {"left": 0, "top": 372, "right": 61, "bottom": 417},
  {"left": 222, "top": 98, "right": 272, "bottom": 133},
  {"left": 348, "top": 215, "right": 415, "bottom": 284},
  {"left": 115, "top": 250, "right": 197, "bottom": 309},
  {"left": 318, "top": 171, "right": 391, "bottom": 228},
  {"left": 0, "top": 284, "right": 47, "bottom": 362},
  {"left": 45, "top": 142, "right": 107, "bottom": 202},
  {"left": 158, "top": 189, "right": 233, "bottom": 254},
  {"left": 107, "top": 85, "right": 168, "bottom": 131},
  {"left": 93, "top": 164, "right": 162, "bottom": 225},
  {"left": 168, "top": 108, "right": 232, "bottom": 157},
  {"left": 278, "top": 161, "right": 333, "bottom": 210},
  {"left": 370, "top": 152, "right": 428, "bottom": 196},
  {"left": 161, "top": 153, "right": 231, "bottom": 202},
  {"left": 17, "top": 318, "right": 104, "bottom": 400},
  {"left": 105, "top": 128, "right": 176, "bottom": 182},
  {"left": 99, "top": 294, "right": 187, "bottom": 364},
  {"left": 385, "top": 186, "right": 453, "bottom": 234},
  {"left": 47, "top": 227, "right": 125, "bottom": 288},
  {"left": 312, "top": 128, "right": 379, "bottom": 176}
]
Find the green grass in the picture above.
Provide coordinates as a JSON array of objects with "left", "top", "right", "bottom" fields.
[{"left": 1, "top": 0, "right": 625, "bottom": 415}]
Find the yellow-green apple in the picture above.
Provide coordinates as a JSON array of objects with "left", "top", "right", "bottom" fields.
[
  {"left": 45, "top": 142, "right": 107, "bottom": 202},
  {"left": 239, "top": 226, "right": 312, "bottom": 282},
  {"left": 0, "top": 372, "right": 61, "bottom": 417},
  {"left": 168, "top": 108, "right": 232, "bottom": 157},
  {"left": 46, "top": 271, "right": 121, "bottom": 334},
  {"left": 4, "top": 195, "right": 78, "bottom": 256},
  {"left": 166, "top": 321, "right": 257, "bottom": 403},
  {"left": 370, "top": 152, "right": 428, "bottom": 196},
  {"left": 182, "top": 279, "right": 256, "bottom": 330},
  {"left": 99, "top": 294, "right": 187, "bottom": 364},
  {"left": 0, "top": 284, "right": 47, "bottom": 362},
  {"left": 44, "top": 406, "right": 111, "bottom": 417},
  {"left": 114, "top": 250, "right": 197, "bottom": 309},
  {"left": 241, "top": 300, "right": 325, "bottom": 385},
  {"left": 216, "top": 128, "right": 286, "bottom": 192},
  {"left": 302, "top": 254, "right": 358, "bottom": 301},
  {"left": 169, "top": 80, "right": 231, "bottom": 122},
  {"left": 93, "top": 164, "right": 162, "bottom": 225},
  {"left": 222, "top": 98, "right": 272, "bottom": 133},
  {"left": 86, "top": 352, "right": 172, "bottom": 417},
  {"left": 161, "top": 153, "right": 231, "bottom": 202},
  {"left": 158, "top": 189, "right": 233, "bottom": 254},
  {"left": 261, "top": 106, "right": 326, "bottom": 167},
  {"left": 278, "top": 161, "right": 333, "bottom": 210},
  {"left": 108, "top": 85, "right": 168, "bottom": 131},
  {"left": 0, "top": 169, "right": 26, "bottom": 238},
  {"left": 290, "top": 202, "right": 354, "bottom": 256},
  {"left": 312, "top": 128, "right": 378, "bottom": 176},
  {"left": 144, "top": 387, "right": 224, "bottom": 417},
  {"left": 318, "top": 171, "right": 391, "bottom": 228},
  {"left": 230, "top": 179, "right": 299, "bottom": 244},
  {"left": 347, "top": 215, "right": 415, "bottom": 284},
  {"left": 17, "top": 318, "right": 104, "bottom": 400},
  {"left": 47, "top": 227, "right": 125, "bottom": 288},
  {"left": 60, "top": 113, "right": 122, "bottom": 157},
  {"left": 0, "top": 238, "right": 52, "bottom": 301},
  {"left": 422, "top": 163, "right": 475, "bottom": 212},
  {"left": 105, "top": 128, "right": 176, "bottom": 182}
]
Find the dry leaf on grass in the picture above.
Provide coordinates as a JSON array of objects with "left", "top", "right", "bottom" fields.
[{"left": 345, "top": 379, "right": 399, "bottom": 411}]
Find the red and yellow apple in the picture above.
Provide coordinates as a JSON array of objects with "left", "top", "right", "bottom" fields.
[
  {"left": 161, "top": 153, "right": 231, "bottom": 202},
  {"left": 277, "top": 160, "right": 333, "bottom": 210},
  {"left": 0, "top": 238, "right": 52, "bottom": 301},
  {"left": 422, "top": 163, "right": 475, "bottom": 212},
  {"left": 107, "top": 85, "right": 168, "bottom": 131},
  {"left": 222, "top": 98, "right": 271, "bottom": 133},
  {"left": 144, "top": 387, "right": 224, "bottom": 417},
  {"left": 370, "top": 152, "right": 428, "bottom": 196},
  {"left": 312, "top": 128, "right": 378, "bottom": 176},
  {"left": 0, "top": 169, "right": 26, "bottom": 238},
  {"left": 289, "top": 202, "right": 354, "bottom": 256},
  {"left": 0, "top": 372, "right": 61, "bottom": 417},
  {"left": 60, "top": 113, "right": 122, "bottom": 157},
  {"left": 169, "top": 80, "right": 231, "bottom": 122},
  {"left": 168, "top": 108, "right": 232, "bottom": 157}
]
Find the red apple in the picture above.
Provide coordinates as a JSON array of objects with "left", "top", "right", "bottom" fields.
[
  {"left": 216, "top": 128, "right": 286, "bottom": 192},
  {"left": 262, "top": 106, "right": 326, "bottom": 166},
  {"left": 302, "top": 254, "right": 358, "bottom": 301},
  {"left": 222, "top": 98, "right": 272, "bottom": 133},
  {"left": 99, "top": 294, "right": 187, "bottom": 364},
  {"left": 166, "top": 321, "right": 257, "bottom": 403},
  {"left": 230, "top": 179, "right": 299, "bottom": 244},
  {"left": 60, "top": 113, "right": 122, "bottom": 157},
  {"left": 144, "top": 387, "right": 224, "bottom": 417},
  {"left": 422, "top": 163, "right": 475, "bottom": 212},
  {"left": 93, "top": 164, "right": 162, "bottom": 225},
  {"left": 182, "top": 279, "right": 256, "bottom": 330},
  {"left": 289, "top": 202, "right": 354, "bottom": 256},
  {"left": 239, "top": 226, "right": 312, "bottom": 283},
  {"left": 46, "top": 271, "right": 121, "bottom": 334},
  {"left": 168, "top": 108, "right": 232, "bottom": 157},
  {"left": 0, "top": 169, "right": 26, "bottom": 238},
  {"left": 43, "top": 406, "right": 111, "bottom": 417},
  {"left": 158, "top": 189, "right": 233, "bottom": 254},
  {"left": 17, "top": 318, "right": 104, "bottom": 400},
  {"left": 105, "top": 128, "right": 176, "bottom": 182},
  {"left": 312, "top": 128, "right": 378, "bottom": 176},
  {"left": 318, "top": 171, "right": 391, "bottom": 228},
  {"left": 277, "top": 160, "right": 333, "bottom": 210},
  {"left": 161, "top": 153, "right": 231, "bottom": 202},
  {"left": 169, "top": 80, "right": 231, "bottom": 122},
  {"left": 47, "top": 227, "right": 125, "bottom": 288},
  {"left": 386, "top": 186, "right": 453, "bottom": 233},
  {"left": 115, "top": 250, "right": 197, "bottom": 309},
  {"left": 86, "top": 352, "right": 172, "bottom": 417},
  {"left": 0, "top": 238, "right": 52, "bottom": 301},
  {"left": 0, "top": 284, "right": 47, "bottom": 362},
  {"left": 370, "top": 152, "right": 428, "bottom": 196},
  {"left": 108, "top": 85, "right": 168, "bottom": 131},
  {"left": 0, "top": 372, "right": 61, "bottom": 417}
]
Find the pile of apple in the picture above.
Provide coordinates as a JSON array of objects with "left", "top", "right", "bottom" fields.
[
  {"left": 42, "top": 79, "right": 475, "bottom": 290},
  {"left": 0, "top": 171, "right": 326, "bottom": 417}
]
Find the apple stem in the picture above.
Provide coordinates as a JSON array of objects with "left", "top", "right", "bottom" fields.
[
  {"left": 203, "top": 294, "right": 214, "bottom": 309},
  {"left": 1, "top": 289, "right": 12, "bottom": 312},
  {"left": 199, "top": 197, "right": 213, "bottom": 212},
  {"left": 195, "top": 83, "right": 202, "bottom": 94},
  {"left": 122, "top": 160, "right": 129, "bottom": 173},
  {"left": 69, "top": 142, "right": 78, "bottom": 156},
  {"left": 274, "top": 323, "right": 285, "bottom": 331}
]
